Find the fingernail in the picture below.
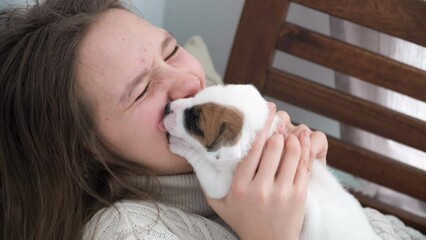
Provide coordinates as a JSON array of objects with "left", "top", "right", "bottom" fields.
[
  {"left": 303, "top": 130, "right": 309, "bottom": 140},
  {"left": 283, "top": 125, "right": 289, "bottom": 138},
  {"left": 276, "top": 122, "right": 286, "bottom": 135},
  {"left": 299, "top": 130, "right": 307, "bottom": 139},
  {"left": 268, "top": 102, "right": 276, "bottom": 111}
]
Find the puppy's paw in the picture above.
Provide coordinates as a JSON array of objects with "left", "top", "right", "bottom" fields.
[
  {"left": 215, "top": 144, "right": 242, "bottom": 161},
  {"left": 169, "top": 136, "right": 188, "bottom": 156},
  {"left": 169, "top": 136, "right": 202, "bottom": 161},
  {"left": 199, "top": 171, "right": 233, "bottom": 199}
]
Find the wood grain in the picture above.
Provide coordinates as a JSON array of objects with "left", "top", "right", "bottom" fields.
[
  {"left": 225, "top": 0, "right": 290, "bottom": 90},
  {"left": 265, "top": 69, "right": 426, "bottom": 152},
  {"left": 293, "top": 0, "right": 426, "bottom": 46},
  {"left": 277, "top": 22, "right": 426, "bottom": 102},
  {"left": 325, "top": 136, "right": 426, "bottom": 201}
]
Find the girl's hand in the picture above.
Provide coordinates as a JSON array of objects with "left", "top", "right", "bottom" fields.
[
  {"left": 206, "top": 103, "right": 325, "bottom": 240},
  {"left": 275, "top": 111, "right": 328, "bottom": 166}
]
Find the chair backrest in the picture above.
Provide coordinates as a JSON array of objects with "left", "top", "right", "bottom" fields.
[{"left": 224, "top": 0, "right": 426, "bottom": 233}]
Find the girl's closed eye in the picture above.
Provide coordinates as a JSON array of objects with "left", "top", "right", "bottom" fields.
[
  {"left": 135, "top": 82, "right": 150, "bottom": 102},
  {"left": 135, "top": 45, "right": 179, "bottom": 102},
  {"left": 165, "top": 45, "right": 179, "bottom": 61}
]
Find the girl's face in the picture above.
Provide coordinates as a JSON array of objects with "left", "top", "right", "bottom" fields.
[{"left": 76, "top": 9, "right": 205, "bottom": 175}]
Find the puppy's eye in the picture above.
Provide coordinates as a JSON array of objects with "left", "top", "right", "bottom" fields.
[
  {"left": 165, "top": 45, "right": 179, "bottom": 61},
  {"left": 184, "top": 107, "right": 204, "bottom": 137}
]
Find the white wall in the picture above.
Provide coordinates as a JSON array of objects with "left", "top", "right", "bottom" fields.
[
  {"left": 0, "top": 0, "right": 28, "bottom": 7},
  {"left": 163, "top": 0, "right": 244, "bottom": 78},
  {"left": 129, "top": 0, "right": 165, "bottom": 27}
]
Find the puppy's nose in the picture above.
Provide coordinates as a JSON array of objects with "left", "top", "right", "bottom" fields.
[{"left": 165, "top": 103, "right": 172, "bottom": 115}]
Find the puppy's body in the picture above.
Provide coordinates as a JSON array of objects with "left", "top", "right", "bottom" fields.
[{"left": 164, "top": 84, "right": 379, "bottom": 240}]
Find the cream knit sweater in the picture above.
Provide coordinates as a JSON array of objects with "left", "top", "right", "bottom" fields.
[
  {"left": 83, "top": 174, "right": 238, "bottom": 240},
  {"left": 83, "top": 173, "right": 425, "bottom": 240}
]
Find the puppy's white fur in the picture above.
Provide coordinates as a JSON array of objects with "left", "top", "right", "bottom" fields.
[{"left": 164, "top": 84, "right": 379, "bottom": 240}]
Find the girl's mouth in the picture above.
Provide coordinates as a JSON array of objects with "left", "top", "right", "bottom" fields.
[
  {"left": 158, "top": 116, "right": 167, "bottom": 132},
  {"left": 157, "top": 110, "right": 171, "bottom": 144}
]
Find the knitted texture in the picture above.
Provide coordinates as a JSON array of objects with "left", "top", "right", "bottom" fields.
[
  {"left": 83, "top": 174, "right": 237, "bottom": 240},
  {"left": 83, "top": 200, "right": 238, "bottom": 240},
  {"left": 83, "top": 174, "right": 425, "bottom": 239}
]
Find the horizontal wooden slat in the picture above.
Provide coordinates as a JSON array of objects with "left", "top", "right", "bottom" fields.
[
  {"left": 277, "top": 22, "right": 426, "bottom": 102},
  {"left": 349, "top": 190, "right": 426, "bottom": 234},
  {"left": 325, "top": 136, "right": 426, "bottom": 201},
  {"left": 265, "top": 69, "right": 426, "bottom": 152},
  {"left": 292, "top": 0, "right": 426, "bottom": 47}
]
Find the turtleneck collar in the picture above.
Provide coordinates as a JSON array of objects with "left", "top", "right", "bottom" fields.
[{"left": 128, "top": 173, "right": 216, "bottom": 217}]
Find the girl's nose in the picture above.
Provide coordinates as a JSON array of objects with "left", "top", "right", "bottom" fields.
[{"left": 167, "top": 74, "right": 202, "bottom": 101}]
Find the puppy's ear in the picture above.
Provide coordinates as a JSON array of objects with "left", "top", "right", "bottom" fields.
[
  {"left": 207, "top": 122, "right": 237, "bottom": 151},
  {"left": 203, "top": 105, "right": 243, "bottom": 152}
]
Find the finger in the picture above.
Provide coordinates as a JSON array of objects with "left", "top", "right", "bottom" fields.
[
  {"left": 255, "top": 133, "right": 284, "bottom": 183},
  {"left": 310, "top": 131, "right": 328, "bottom": 165},
  {"left": 293, "top": 130, "right": 311, "bottom": 188},
  {"left": 233, "top": 102, "right": 276, "bottom": 184},
  {"left": 289, "top": 124, "right": 310, "bottom": 137},
  {"left": 274, "top": 111, "right": 291, "bottom": 136},
  {"left": 276, "top": 134, "right": 301, "bottom": 188},
  {"left": 290, "top": 125, "right": 328, "bottom": 166}
]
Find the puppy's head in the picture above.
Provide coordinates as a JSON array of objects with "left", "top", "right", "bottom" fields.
[
  {"left": 164, "top": 84, "right": 270, "bottom": 162},
  {"left": 164, "top": 99, "right": 244, "bottom": 160},
  {"left": 185, "top": 103, "right": 243, "bottom": 152}
]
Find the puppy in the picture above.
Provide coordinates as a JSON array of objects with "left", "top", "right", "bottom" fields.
[{"left": 164, "top": 84, "right": 379, "bottom": 240}]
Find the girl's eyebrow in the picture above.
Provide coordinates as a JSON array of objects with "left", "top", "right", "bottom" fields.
[{"left": 119, "top": 31, "right": 175, "bottom": 106}]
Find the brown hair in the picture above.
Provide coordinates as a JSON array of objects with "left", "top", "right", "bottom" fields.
[{"left": 0, "top": 1, "right": 158, "bottom": 239}]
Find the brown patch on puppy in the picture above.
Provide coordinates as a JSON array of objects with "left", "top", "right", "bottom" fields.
[{"left": 186, "top": 103, "right": 244, "bottom": 151}]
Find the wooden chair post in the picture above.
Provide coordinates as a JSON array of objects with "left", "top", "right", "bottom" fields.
[{"left": 225, "top": 0, "right": 291, "bottom": 92}]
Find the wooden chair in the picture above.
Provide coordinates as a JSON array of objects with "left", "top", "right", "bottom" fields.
[{"left": 224, "top": 0, "right": 426, "bottom": 233}]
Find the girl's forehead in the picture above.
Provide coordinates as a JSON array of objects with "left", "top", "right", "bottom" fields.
[
  {"left": 84, "top": 9, "right": 158, "bottom": 47},
  {"left": 77, "top": 9, "right": 162, "bottom": 77},
  {"left": 75, "top": 10, "right": 161, "bottom": 109}
]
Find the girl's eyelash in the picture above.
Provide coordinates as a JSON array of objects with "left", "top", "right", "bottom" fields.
[
  {"left": 165, "top": 45, "right": 179, "bottom": 61},
  {"left": 135, "top": 82, "right": 149, "bottom": 102}
]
